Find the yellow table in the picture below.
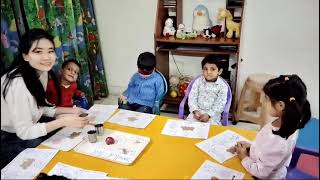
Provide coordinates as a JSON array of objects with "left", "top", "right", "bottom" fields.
[{"left": 40, "top": 114, "right": 257, "bottom": 179}]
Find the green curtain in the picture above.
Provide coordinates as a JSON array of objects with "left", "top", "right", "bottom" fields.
[{"left": 1, "top": 0, "right": 109, "bottom": 104}]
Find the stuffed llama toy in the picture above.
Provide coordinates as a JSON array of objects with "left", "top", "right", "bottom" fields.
[{"left": 217, "top": 8, "right": 240, "bottom": 38}]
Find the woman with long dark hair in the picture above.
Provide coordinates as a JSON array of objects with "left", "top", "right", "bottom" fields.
[{"left": 1, "top": 28, "right": 89, "bottom": 169}]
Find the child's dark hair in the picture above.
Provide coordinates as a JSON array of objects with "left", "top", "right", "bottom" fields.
[
  {"left": 35, "top": 173, "right": 70, "bottom": 180},
  {"left": 201, "top": 54, "right": 227, "bottom": 70},
  {"left": 137, "top": 52, "right": 156, "bottom": 71},
  {"left": 1, "top": 28, "right": 58, "bottom": 107},
  {"left": 61, "top": 59, "right": 81, "bottom": 70},
  {"left": 263, "top": 74, "right": 311, "bottom": 139}
]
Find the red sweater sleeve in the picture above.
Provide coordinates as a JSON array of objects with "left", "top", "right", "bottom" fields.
[
  {"left": 46, "top": 79, "right": 59, "bottom": 105},
  {"left": 73, "top": 83, "right": 83, "bottom": 96}
]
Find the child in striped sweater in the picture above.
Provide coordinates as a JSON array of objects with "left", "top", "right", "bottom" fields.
[{"left": 119, "top": 52, "right": 165, "bottom": 114}]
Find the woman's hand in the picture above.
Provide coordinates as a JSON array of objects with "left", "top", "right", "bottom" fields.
[
  {"left": 46, "top": 114, "right": 89, "bottom": 133},
  {"left": 59, "top": 114, "right": 89, "bottom": 128},
  {"left": 70, "top": 107, "right": 86, "bottom": 114},
  {"left": 55, "top": 107, "right": 86, "bottom": 116}
]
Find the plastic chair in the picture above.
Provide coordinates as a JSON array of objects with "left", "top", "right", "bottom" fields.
[
  {"left": 178, "top": 75, "right": 232, "bottom": 126},
  {"left": 286, "top": 146, "right": 319, "bottom": 179},
  {"left": 152, "top": 70, "right": 168, "bottom": 115},
  {"left": 118, "top": 70, "right": 168, "bottom": 115},
  {"left": 73, "top": 96, "right": 89, "bottom": 109}
]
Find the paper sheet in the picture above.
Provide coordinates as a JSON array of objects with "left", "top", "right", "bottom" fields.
[
  {"left": 41, "top": 127, "right": 85, "bottom": 151},
  {"left": 74, "top": 129, "right": 150, "bottom": 165},
  {"left": 161, "top": 119, "right": 210, "bottom": 139},
  {"left": 48, "top": 162, "right": 107, "bottom": 179},
  {"left": 191, "top": 160, "right": 245, "bottom": 179},
  {"left": 107, "top": 109, "right": 156, "bottom": 129},
  {"left": 87, "top": 104, "right": 118, "bottom": 124},
  {"left": 196, "top": 130, "right": 251, "bottom": 163},
  {"left": 1, "top": 148, "right": 59, "bottom": 179}
]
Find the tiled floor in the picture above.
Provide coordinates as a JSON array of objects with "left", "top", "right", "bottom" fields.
[{"left": 95, "top": 94, "right": 261, "bottom": 131}]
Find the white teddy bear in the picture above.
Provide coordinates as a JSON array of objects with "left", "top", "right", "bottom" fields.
[{"left": 163, "top": 18, "right": 176, "bottom": 37}]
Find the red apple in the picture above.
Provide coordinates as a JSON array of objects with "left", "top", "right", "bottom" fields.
[{"left": 105, "top": 137, "right": 115, "bottom": 145}]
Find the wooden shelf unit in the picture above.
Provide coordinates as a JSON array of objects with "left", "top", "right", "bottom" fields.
[{"left": 154, "top": 0, "right": 245, "bottom": 117}]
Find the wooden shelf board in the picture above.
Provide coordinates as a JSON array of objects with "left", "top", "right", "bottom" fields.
[
  {"left": 156, "top": 36, "right": 240, "bottom": 45},
  {"left": 158, "top": 48, "right": 238, "bottom": 56}
]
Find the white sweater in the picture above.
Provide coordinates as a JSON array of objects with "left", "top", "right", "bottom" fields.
[
  {"left": 188, "top": 76, "right": 228, "bottom": 125},
  {"left": 1, "top": 72, "right": 56, "bottom": 140}
]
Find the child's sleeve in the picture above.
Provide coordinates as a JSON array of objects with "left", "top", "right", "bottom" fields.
[
  {"left": 241, "top": 143, "right": 287, "bottom": 178},
  {"left": 188, "top": 78, "right": 200, "bottom": 113},
  {"left": 123, "top": 74, "right": 136, "bottom": 97},
  {"left": 206, "top": 84, "right": 228, "bottom": 120},
  {"left": 70, "top": 82, "right": 82, "bottom": 96},
  {"left": 155, "top": 76, "right": 165, "bottom": 100}
]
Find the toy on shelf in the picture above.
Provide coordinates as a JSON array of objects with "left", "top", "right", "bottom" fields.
[
  {"left": 192, "top": 4, "right": 212, "bottom": 35},
  {"left": 176, "top": 24, "right": 185, "bottom": 39},
  {"left": 202, "top": 28, "right": 213, "bottom": 39},
  {"left": 163, "top": 18, "right": 176, "bottom": 37},
  {"left": 184, "top": 31, "right": 197, "bottom": 39},
  {"left": 211, "top": 25, "right": 222, "bottom": 38},
  {"left": 176, "top": 24, "right": 197, "bottom": 39},
  {"left": 217, "top": 8, "right": 240, "bottom": 38}
]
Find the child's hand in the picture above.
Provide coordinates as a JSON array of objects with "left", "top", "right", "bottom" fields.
[
  {"left": 226, "top": 146, "right": 236, "bottom": 154},
  {"left": 237, "top": 141, "right": 251, "bottom": 148},
  {"left": 193, "top": 110, "right": 201, "bottom": 120},
  {"left": 199, "top": 113, "right": 210, "bottom": 122},
  {"left": 59, "top": 114, "right": 89, "bottom": 128},
  {"left": 119, "top": 95, "right": 127, "bottom": 103},
  {"left": 235, "top": 142, "right": 249, "bottom": 160}
]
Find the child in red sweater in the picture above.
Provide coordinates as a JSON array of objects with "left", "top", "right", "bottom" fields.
[{"left": 46, "top": 59, "right": 84, "bottom": 107}]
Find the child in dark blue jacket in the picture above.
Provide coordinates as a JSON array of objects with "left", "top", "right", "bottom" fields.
[{"left": 119, "top": 52, "right": 164, "bottom": 114}]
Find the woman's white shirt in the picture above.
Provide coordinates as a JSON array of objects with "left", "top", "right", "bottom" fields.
[{"left": 1, "top": 72, "right": 56, "bottom": 140}]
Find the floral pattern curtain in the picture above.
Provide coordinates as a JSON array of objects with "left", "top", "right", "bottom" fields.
[{"left": 1, "top": 0, "right": 108, "bottom": 104}]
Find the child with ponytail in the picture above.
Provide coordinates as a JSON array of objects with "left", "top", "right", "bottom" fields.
[{"left": 230, "top": 74, "right": 311, "bottom": 179}]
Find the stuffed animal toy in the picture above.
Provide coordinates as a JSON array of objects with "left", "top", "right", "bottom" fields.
[
  {"left": 163, "top": 18, "right": 176, "bottom": 37},
  {"left": 202, "top": 28, "right": 212, "bottom": 38},
  {"left": 184, "top": 31, "right": 197, "bottom": 39},
  {"left": 176, "top": 24, "right": 197, "bottom": 39},
  {"left": 176, "top": 24, "right": 186, "bottom": 39},
  {"left": 192, "top": 4, "right": 212, "bottom": 35},
  {"left": 211, "top": 25, "right": 222, "bottom": 38},
  {"left": 217, "top": 8, "right": 240, "bottom": 38}
]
